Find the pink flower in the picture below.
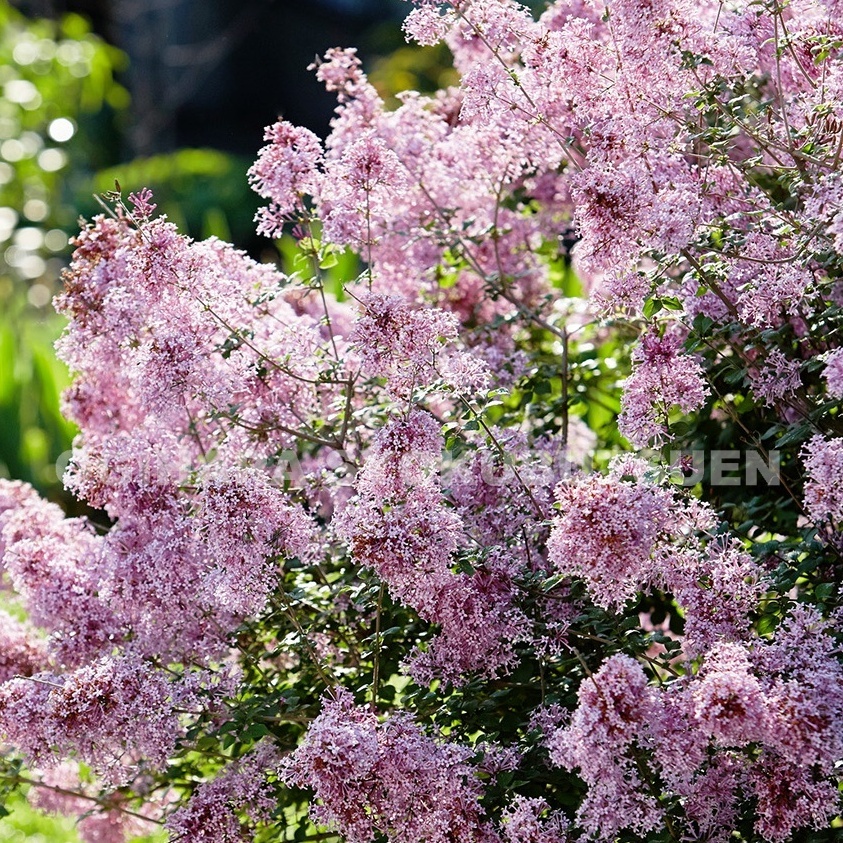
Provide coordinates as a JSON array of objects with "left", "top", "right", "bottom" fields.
[
  {"left": 167, "top": 744, "right": 282, "bottom": 842},
  {"left": 127, "top": 187, "right": 157, "bottom": 220},
  {"left": 403, "top": 3, "right": 456, "bottom": 46},
  {"left": 0, "top": 656, "right": 181, "bottom": 787},
  {"left": 1, "top": 480, "right": 118, "bottom": 665},
  {"left": 822, "top": 348, "right": 843, "bottom": 398},
  {"left": 319, "top": 137, "right": 407, "bottom": 247},
  {"left": 249, "top": 120, "right": 323, "bottom": 236},
  {"left": 500, "top": 795, "right": 569, "bottom": 843},
  {"left": 0, "top": 609, "right": 48, "bottom": 683},
  {"left": 619, "top": 332, "right": 708, "bottom": 447},
  {"left": 352, "top": 293, "right": 458, "bottom": 395},
  {"left": 285, "top": 689, "right": 500, "bottom": 843},
  {"left": 351, "top": 291, "right": 488, "bottom": 397},
  {"left": 337, "top": 412, "right": 525, "bottom": 683},
  {"left": 749, "top": 349, "right": 802, "bottom": 408},
  {"left": 312, "top": 47, "right": 367, "bottom": 99},
  {"left": 547, "top": 458, "right": 674, "bottom": 609},
  {"left": 548, "top": 655, "right": 662, "bottom": 840},
  {"left": 194, "top": 465, "right": 313, "bottom": 615},
  {"left": 656, "top": 537, "right": 766, "bottom": 657},
  {"left": 802, "top": 434, "right": 843, "bottom": 523},
  {"left": 692, "top": 643, "right": 767, "bottom": 747},
  {"left": 750, "top": 755, "right": 841, "bottom": 843}
]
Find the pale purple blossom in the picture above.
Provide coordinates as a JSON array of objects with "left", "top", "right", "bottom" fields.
[
  {"left": 500, "top": 795, "right": 569, "bottom": 843},
  {"left": 249, "top": 120, "right": 324, "bottom": 236},
  {"left": 548, "top": 655, "right": 662, "bottom": 841},
  {"left": 749, "top": 349, "right": 802, "bottom": 408},
  {"left": 692, "top": 643, "right": 767, "bottom": 747},
  {"left": 619, "top": 332, "right": 708, "bottom": 447},
  {"left": 404, "top": 3, "right": 457, "bottom": 46},
  {"left": 167, "top": 744, "right": 282, "bottom": 842},
  {"left": 822, "top": 348, "right": 843, "bottom": 398},
  {"left": 802, "top": 434, "right": 843, "bottom": 523},
  {"left": 547, "top": 458, "right": 675, "bottom": 608},
  {"left": 285, "top": 689, "right": 500, "bottom": 843},
  {"left": 0, "top": 656, "right": 181, "bottom": 787}
]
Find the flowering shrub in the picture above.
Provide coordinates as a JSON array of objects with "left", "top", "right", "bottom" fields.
[{"left": 1, "top": 1, "right": 842, "bottom": 841}]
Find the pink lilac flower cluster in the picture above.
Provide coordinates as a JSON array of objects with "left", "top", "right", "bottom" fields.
[
  {"left": 0, "top": 655, "right": 179, "bottom": 787},
  {"left": 548, "top": 454, "right": 770, "bottom": 656},
  {"left": 193, "top": 465, "right": 313, "bottom": 615},
  {"left": 0, "top": 478, "right": 117, "bottom": 665},
  {"left": 547, "top": 608, "right": 843, "bottom": 842},
  {"left": 657, "top": 537, "right": 767, "bottom": 658},
  {"left": 352, "top": 291, "right": 488, "bottom": 397},
  {"left": 166, "top": 743, "right": 282, "bottom": 842},
  {"left": 548, "top": 456, "right": 684, "bottom": 608},
  {"left": 269, "top": 0, "right": 834, "bottom": 435},
  {"left": 801, "top": 435, "right": 843, "bottom": 524},
  {"left": 500, "top": 795, "right": 569, "bottom": 843},
  {"left": 249, "top": 121, "right": 324, "bottom": 236},
  {"left": 447, "top": 430, "right": 563, "bottom": 548},
  {"left": 548, "top": 655, "right": 662, "bottom": 840},
  {"left": 749, "top": 349, "right": 803, "bottom": 409},
  {"left": 618, "top": 332, "right": 709, "bottom": 447},
  {"left": 548, "top": 470, "right": 670, "bottom": 608},
  {"left": 284, "top": 689, "right": 501, "bottom": 843},
  {"left": 823, "top": 348, "right": 843, "bottom": 398},
  {"left": 0, "top": 609, "right": 47, "bottom": 683},
  {"left": 336, "top": 411, "right": 529, "bottom": 683}
]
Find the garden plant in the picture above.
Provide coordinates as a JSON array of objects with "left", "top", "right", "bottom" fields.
[{"left": 0, "top": 1, "right": 842, "bottom": 841}]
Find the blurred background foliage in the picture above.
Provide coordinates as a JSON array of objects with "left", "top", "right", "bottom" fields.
[
  {"left": 0, "top": 792, "right": 81, "bottom": 842},
  {"left": 0, "top": 790, "right": 165, "bottom": 843}
]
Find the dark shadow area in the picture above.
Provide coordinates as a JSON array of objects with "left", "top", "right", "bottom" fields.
[{"left": 12, "top": 0, "right": 406, "bottom": 153}]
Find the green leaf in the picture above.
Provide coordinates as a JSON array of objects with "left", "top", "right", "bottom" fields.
[
  {"left": 776, "top": 423, "right": 812, "bottom": 448},
  {"left": 246, "top": 722, "right": 270, "bottom": 740},
  {"left": 815, "top": 583, "right": 835, "bottom": 601}
]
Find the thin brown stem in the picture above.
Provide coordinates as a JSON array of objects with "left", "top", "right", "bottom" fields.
[
  {"left": 7, "top": 774, "right": 163, "bottom": 826},
  {"left": 370, "top": 584, "right": 385, "bottom": 708}
]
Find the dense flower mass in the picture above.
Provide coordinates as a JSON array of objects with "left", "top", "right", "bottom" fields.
[
  {"left": 549, "top": 654, "right": 662, "bottom": 839},
  {"left": 335, "top": 411, "right": 527, "bottom": 683},
  {"left": 618, "top": 333, "right": 709, "bottom": 447},
  {"left": 166, "top": 744, "right": 282, "bottom": 842},
  {"left": 802, "top": 435, "right": 843, "bottom": 524},
  {"left": 547, "top": 459, "right": 673, "bottom": 608},
  {"left": 284, "top": 689, "right": 500, "bottom": 843},
  {"left": 0, "top": 0, "right": 841, "bottom": 841},
  {"left": 0, "top": 655, "right": 180, "bottom": 787}
]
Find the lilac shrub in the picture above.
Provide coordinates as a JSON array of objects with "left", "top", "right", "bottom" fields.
[{"left": 0, "top": 1, "right": 842, "bottom": 841}]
